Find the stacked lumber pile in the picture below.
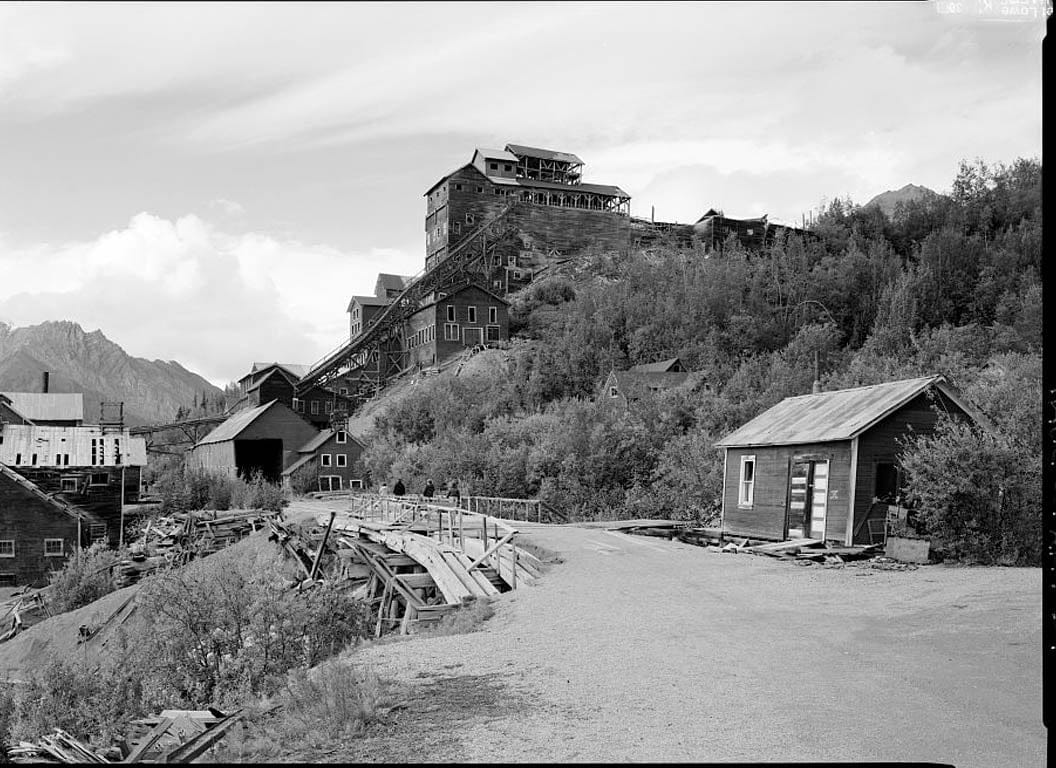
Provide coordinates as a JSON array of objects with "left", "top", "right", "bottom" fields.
[{"left": 718, "top": 537, "right": 882, "bottom": 564}]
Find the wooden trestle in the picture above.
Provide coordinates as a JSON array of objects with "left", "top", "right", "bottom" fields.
[{"left": 316, "top": 496, "right": 544, "bottom": 636}]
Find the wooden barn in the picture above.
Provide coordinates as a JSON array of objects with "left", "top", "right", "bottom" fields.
[
  {"left": 186, "top": 399, "right": 318, "bottom": 483},
  {"left": 281, "top": 428, "right": 366, "bottom": 493},
  {"left": 0, "top": 464, "right": 102, "bottom": 587},
  {"left": 715, "top": 375, "right": 988, "bottom": 545}
]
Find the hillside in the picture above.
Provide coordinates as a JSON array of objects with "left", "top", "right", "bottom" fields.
[
  {"left": 864, "top": 182, "right": 938, "bottom": 216},
  {"left": 0, "top": 320, "right": 221, "bottom": 426}
]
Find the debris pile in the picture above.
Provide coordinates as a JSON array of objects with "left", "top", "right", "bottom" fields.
[
  {"left": 0, "top": 588, "right": 51, "bottom": 642},
  {"left": 3, "top": 709, "right": 249, "bottom": 764}
]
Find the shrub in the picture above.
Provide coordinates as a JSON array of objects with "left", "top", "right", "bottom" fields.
[
  {"left": 900, "top": 418, "right": 1041, "bottom": 565},
  {"left": 46, "top": 542, "right": 124, "bottom": 614}
]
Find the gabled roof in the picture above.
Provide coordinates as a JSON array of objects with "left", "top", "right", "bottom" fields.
[
  {"left": 295, "top": 428, "right": 364, "bottom": 454},
  {"left": 715, "top": 375, "right": 988, "bottom": 448},
  {"left": 195, "top": 400, "right": 280, "bottom": 446},
  {"left": 610, "top": 370, "right": 691, "bottom": 395},
  {"left": 245, "top": 367, "right": 295, "bottom": 394},
  {"left": 473, "top": 147, "right": 519, "bottom": 163},
  {"left": 505, "top": 144, "right": 584, "bottom": 165},
  {"left": 240, "top": 363, "right": 309, "bottom": 384},
  {"left": 375, "top": 274, "right": 412, "bottom": 295},
  {"left": 346, "top": 294, "right": 391, "bottom": 313},
  {"left": 0, "top": 393, "right": 83, "bottom": 422},
  {"left": 411, "top": 281, "right": 510, "bottom": 315},
  {"left": 631, "top": 357, "right": 684, "bottom": 373},
  {"left": 281, "top": 453, "right": 315, "bottom": 477}
]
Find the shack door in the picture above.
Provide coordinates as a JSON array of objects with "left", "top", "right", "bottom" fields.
[{"left": 787, "top": 459, "right": 829, "bottom": 539}]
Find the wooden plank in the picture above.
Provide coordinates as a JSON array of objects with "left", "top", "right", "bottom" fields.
[{"left": 396, "top": 572, "right": 436, "bottom": 590}]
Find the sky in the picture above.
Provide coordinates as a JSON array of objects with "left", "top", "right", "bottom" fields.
[{"left": 0, "top": 1, "right": 1045, "bottom": 386}]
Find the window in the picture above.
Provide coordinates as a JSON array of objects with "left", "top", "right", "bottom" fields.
[
  {"left": 55, "top": 454, "right": 61, "bottom": 466},
  {"left": 311, "top": 400, "right": 320, "bottom": 415},
  {"left": 444, "top": 323, "right": 460, "bottom": 340},
  {"left": 336, "top": 454, "right": 347, "bottom": 467},
  {"left": 489, "top": 162, "right": 497, "bottom": 170},
  {"left": 61, "top": 477, "right": 78, "bottom": 492},
  {"left": 44, "top": 539, "right": 64, "bottom": 557},
  {"left": 89, "top": 525, "right": 107, "bottom": 544},
  {"left": 486, "top": 325, "right": 500, "bottom": 342},
  {"left": 453, "top": 222, "right": 461, "bottom": 235},
  {"left": 63, "top": 454, "right": 70, "bottom": 466},
  {"left": 454, "top": 183, "right": 462, "bottom": 191},
  {"left": 465, "top": 213, "right": 475, "bottom": 224},
  {"left": 293, "top": 398, "right": 304, "bottom": 413},
  {"left": 320, "top": 454, "right": 332, "bottom": 467},
  {"left": 90, "top": 473, "right": 109, "bottom": 486},
  {"left": 14, "top": 453, "right": 21, "bottom": 465},
  {"left": 446, "top": 305, "right": 455, "bottom": 322},
  {"left": 31, "top": 453, "right": 38, "bottom": 465},
  {"left": 475, "top": 186, "right": 483, "bottom": 193},
  {"left": 339, "top": 387, "right": 348, "bottom": 395},
  {"left": 324, "top": 401, "right": 333, "bottom": 414},
  {"left": 0, "top": 541, "right": 13, "bottom": 558},
  {"left": 114, "top": 439, "right": 121, "bottom": 465},
  {"left": 504, "top": 164, "right": 512, "bottom": 172},
  {"left": 488, "top": 306, "right": 498, "bottom": 324},
  {"left": 336, "top": 431, "right": 347, "bottom": 444},
  {"left": 738, "top": 455, "right": 756, "bottom": 507},
  {"left": 609, "top": 386, "right": 619, "bottom": 398},
  {"left": 467, "top": 306, "right": 477, "bottom": 323}
]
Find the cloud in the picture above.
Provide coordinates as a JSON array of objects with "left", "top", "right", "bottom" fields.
[
  {"left": 0, "top": 213, "right": 415, "bottom": 384},
  {"left": 208, "top": 198, "right": 246, "bottom": 217}
]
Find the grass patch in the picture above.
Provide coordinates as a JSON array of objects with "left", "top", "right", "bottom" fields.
[{"left": 419, "top": 596, "right": 496, "bottom": 637}]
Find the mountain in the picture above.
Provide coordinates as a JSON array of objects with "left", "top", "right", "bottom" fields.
[
  {"left": 864, "top": 183, "right": 939, "bottom": 217},
  {"left": 0, "top": 320, "right": 222, "bottom": 426}
]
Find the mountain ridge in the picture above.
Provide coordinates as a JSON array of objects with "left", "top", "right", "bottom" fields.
[
  {"left": 864, "top": 183, "right": 939, "bottom": 216},
  {"left": 0, "top": 320, "right": 222, "bottom": 426}
]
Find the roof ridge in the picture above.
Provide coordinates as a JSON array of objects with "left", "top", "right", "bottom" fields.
[{"left": 782, "top": 374, "right": 941, "bottom": 400}]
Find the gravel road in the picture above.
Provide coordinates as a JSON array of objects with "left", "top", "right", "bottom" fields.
[{"left": 344, "top": 520, "right": 1044, "bottom": 765}]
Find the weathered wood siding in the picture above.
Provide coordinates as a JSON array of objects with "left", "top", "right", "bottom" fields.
[
  {"left": 0, "top": 425, "right": 147, "bottom": 467},
  {"left": 851, "top": 390, "right": 970, "bottom": 544},
  {"left": 186, "top": 441, "right": 237, "bottom": 478},
  {"left": 0, "top": 472, "right": 80, "bottom": 586},
  {"left": 722, "top": 441, "right": 853, "bottom": 542},
  {"left": 404, "top": 286, "right": 509, "bottom": 371}
]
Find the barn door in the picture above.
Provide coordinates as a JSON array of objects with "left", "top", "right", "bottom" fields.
[
  {"left": 787, "top": 459, "right": 829, "bottom": 540},
  {"left": 463, "top": 327, "right": 483, "bottom": 346}
]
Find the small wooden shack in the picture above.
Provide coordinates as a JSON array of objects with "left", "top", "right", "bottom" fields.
[
  {"left": 186, "top": 400, "right": 318, "bottom": 483},
  {"left": 281, "top": 428, "right": 366, "bottom": 493},
  {"left": 715, "top": 375, "right": 987, "bottom": 545}
]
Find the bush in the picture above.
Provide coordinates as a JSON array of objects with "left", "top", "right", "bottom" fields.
[
  {"left": 155, "top": 465, "right": 284, "bottom": 513},
  {"left": 900, "top": 418, "right": 1041, "bottom": 565},
  {"left": 46, "top": 542, "right": 124, "bottom": 614}
]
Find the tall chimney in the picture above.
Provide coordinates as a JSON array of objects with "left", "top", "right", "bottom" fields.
[{"left": 42, "top": 371, "right": 50, "bottom": 393}]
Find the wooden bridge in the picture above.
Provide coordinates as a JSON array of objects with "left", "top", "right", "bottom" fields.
[{"left": 291, "top": 493, "right": 545, "bottom": 636}]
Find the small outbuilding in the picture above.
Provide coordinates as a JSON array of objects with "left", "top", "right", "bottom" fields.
[
  {"left": 281, "top": 428, "right": 366, "bottom": 493},
  {"left": 186, "top": 400, "right": 318, "bottom": 483},
  {"left": 714, "top": 375, "right": 988, "bottom": 545}
]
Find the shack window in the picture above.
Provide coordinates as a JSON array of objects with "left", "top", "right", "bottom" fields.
[
  {"left": 504, "top": 164, "right": 512, "bottom": 172},
  {"left": 454, "top": 184, "right": 462, "bottom": 191},
  {"left": 89, "top": 525, "right": 107, "bottom": 544},
  {"left": 336, "top": 432, "right": 347, "bottom": 444},
  {"left": 446, "top": 305, "right": 455, "bottom": 322},
  {"left": 320, "top": 454, "right": 332, "bottom": 467},
  {"left": 489, "top": 162, "right": 497, "bottom": 170},
  {"left": 475, "top": 186, "right": 483, "bottom": 194},
  {"left": 465, "top": 213, "right": 475, "bottom": 224},
  {"left": 489, "top": 306, "right": 498, "bottom": 324},
  {"left": 293, "top": 398, "right": 304, "bottom": 413},
  {"left": 0, "top": 541, "right": 13, "bottom": 558},
  {"left": 14, "top": 453, "right": 21, "bottom": 465},
  {"left": 738, "top": 455, "right": 756, "bottom": 507},
  {"left": 324, "top": 401, "right": 333, "bottom": 414},
  {"left": 90, "top": 473, "right": 109, "bottom": 486},
  {"left": 609, "top": 386, "right": 619, "bottom": 398},
  {"left": 43, "top": 539, "right": 64, "bottom": 557},
  {"left": 467, "top": 306, "right": 477, "bottom": 324},
  {"left": 486, "top": 325, "right": 500, "bottom": 342},
  {"left": 336, "top": 454, "right": 347, "bottom": 467}
]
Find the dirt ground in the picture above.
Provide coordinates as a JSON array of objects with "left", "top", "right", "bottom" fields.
[{"left": 330, "top": 519, "right": 1044, "bottom": 766}]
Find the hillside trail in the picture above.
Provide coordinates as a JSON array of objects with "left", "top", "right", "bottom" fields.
[{"left": 321, "top": 514, "right": 1042, "bottom": 765}]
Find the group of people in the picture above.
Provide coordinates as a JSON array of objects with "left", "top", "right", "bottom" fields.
[{"left": 381, "top": 477, "right": 460, "bottom": 502}]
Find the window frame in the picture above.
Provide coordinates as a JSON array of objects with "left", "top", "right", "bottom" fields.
[
  {"left": 336, "top": 453, "right": 347, "bottom": 467},
  {"left": 43, "top": 538, "right": 65, "bottom": 557},
  {"left": 444, "top": 323, "right": 460, "bottom": 341},
  {"left": 488, "top": 306, "right": 498, "bottom": 324},
  {"left": 320, "top": 453, "right": 332, "bottom": 467},
  {"left": 336, "top": 431, "right": 347, "bottom": 444},
  {"left": 0, "top": 540, "right": 14, "bottom": 558},
  {"left": 467, "top": 306, "right": 477, "bottom": 324},
  {"left": 738, "top": 455, "right": 756, "bottom": 508},
  {"left": 310, "top": 400, "right": 320, "bottom": 415}
]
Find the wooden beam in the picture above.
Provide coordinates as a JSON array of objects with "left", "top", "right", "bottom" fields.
[{"left": 468, "top": 531, "right": 515, "bottom": 571}]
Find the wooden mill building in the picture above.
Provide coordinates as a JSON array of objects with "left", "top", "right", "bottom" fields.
[
  {"left": 233, "top": 362, "right": 352, "bottom": 430},
  {"left": 186, "top": 399, "right": 319, "bottom": 483},
  {"left": 423, "top": 143, "right": 632, "bottom": 285},
  {"left": 715, "top": 375, "right": 987, "bottom": 546}
]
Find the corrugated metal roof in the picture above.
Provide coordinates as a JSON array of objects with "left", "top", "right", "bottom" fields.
[
  {"left": 195, "top": 400, "right": 280, "bottom": 446},
  {"left": 486, "top": 176, "right": 630, "bottom": 198},
  {"left": 0, "top": 393, "right": 83, "bottom": 422},
  {"left": 715, "top": 375, "right": 958, "bottom": 448},
  {"left": 505, "top": 144, "right": 584, "bottom": 165}
]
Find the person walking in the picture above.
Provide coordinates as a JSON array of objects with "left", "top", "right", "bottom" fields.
[
  {"left": 393, "top": 478, "right": 406, "bottom": 497},
  {"left": 422, "top": 478, "right": 435, "bottom": 498},
  {"left": 446, "top": 479, "right": 460, "bottom": 507}
]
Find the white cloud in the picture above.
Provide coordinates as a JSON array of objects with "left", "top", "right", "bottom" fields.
[
  {"left": 208, "top": 198, "right": 246, "bottom": 217},
  {"left": 0, "top": 213, "right": 414, "bottom": 384}
]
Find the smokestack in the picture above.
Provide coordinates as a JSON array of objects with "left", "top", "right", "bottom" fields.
[{"left": 42, "top": 371, "right": 50, "bottom": 393}]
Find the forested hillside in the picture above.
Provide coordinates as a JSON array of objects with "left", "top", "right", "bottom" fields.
[{"left": 359, "top": 158, "right": 1042, "bottom": 564}]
